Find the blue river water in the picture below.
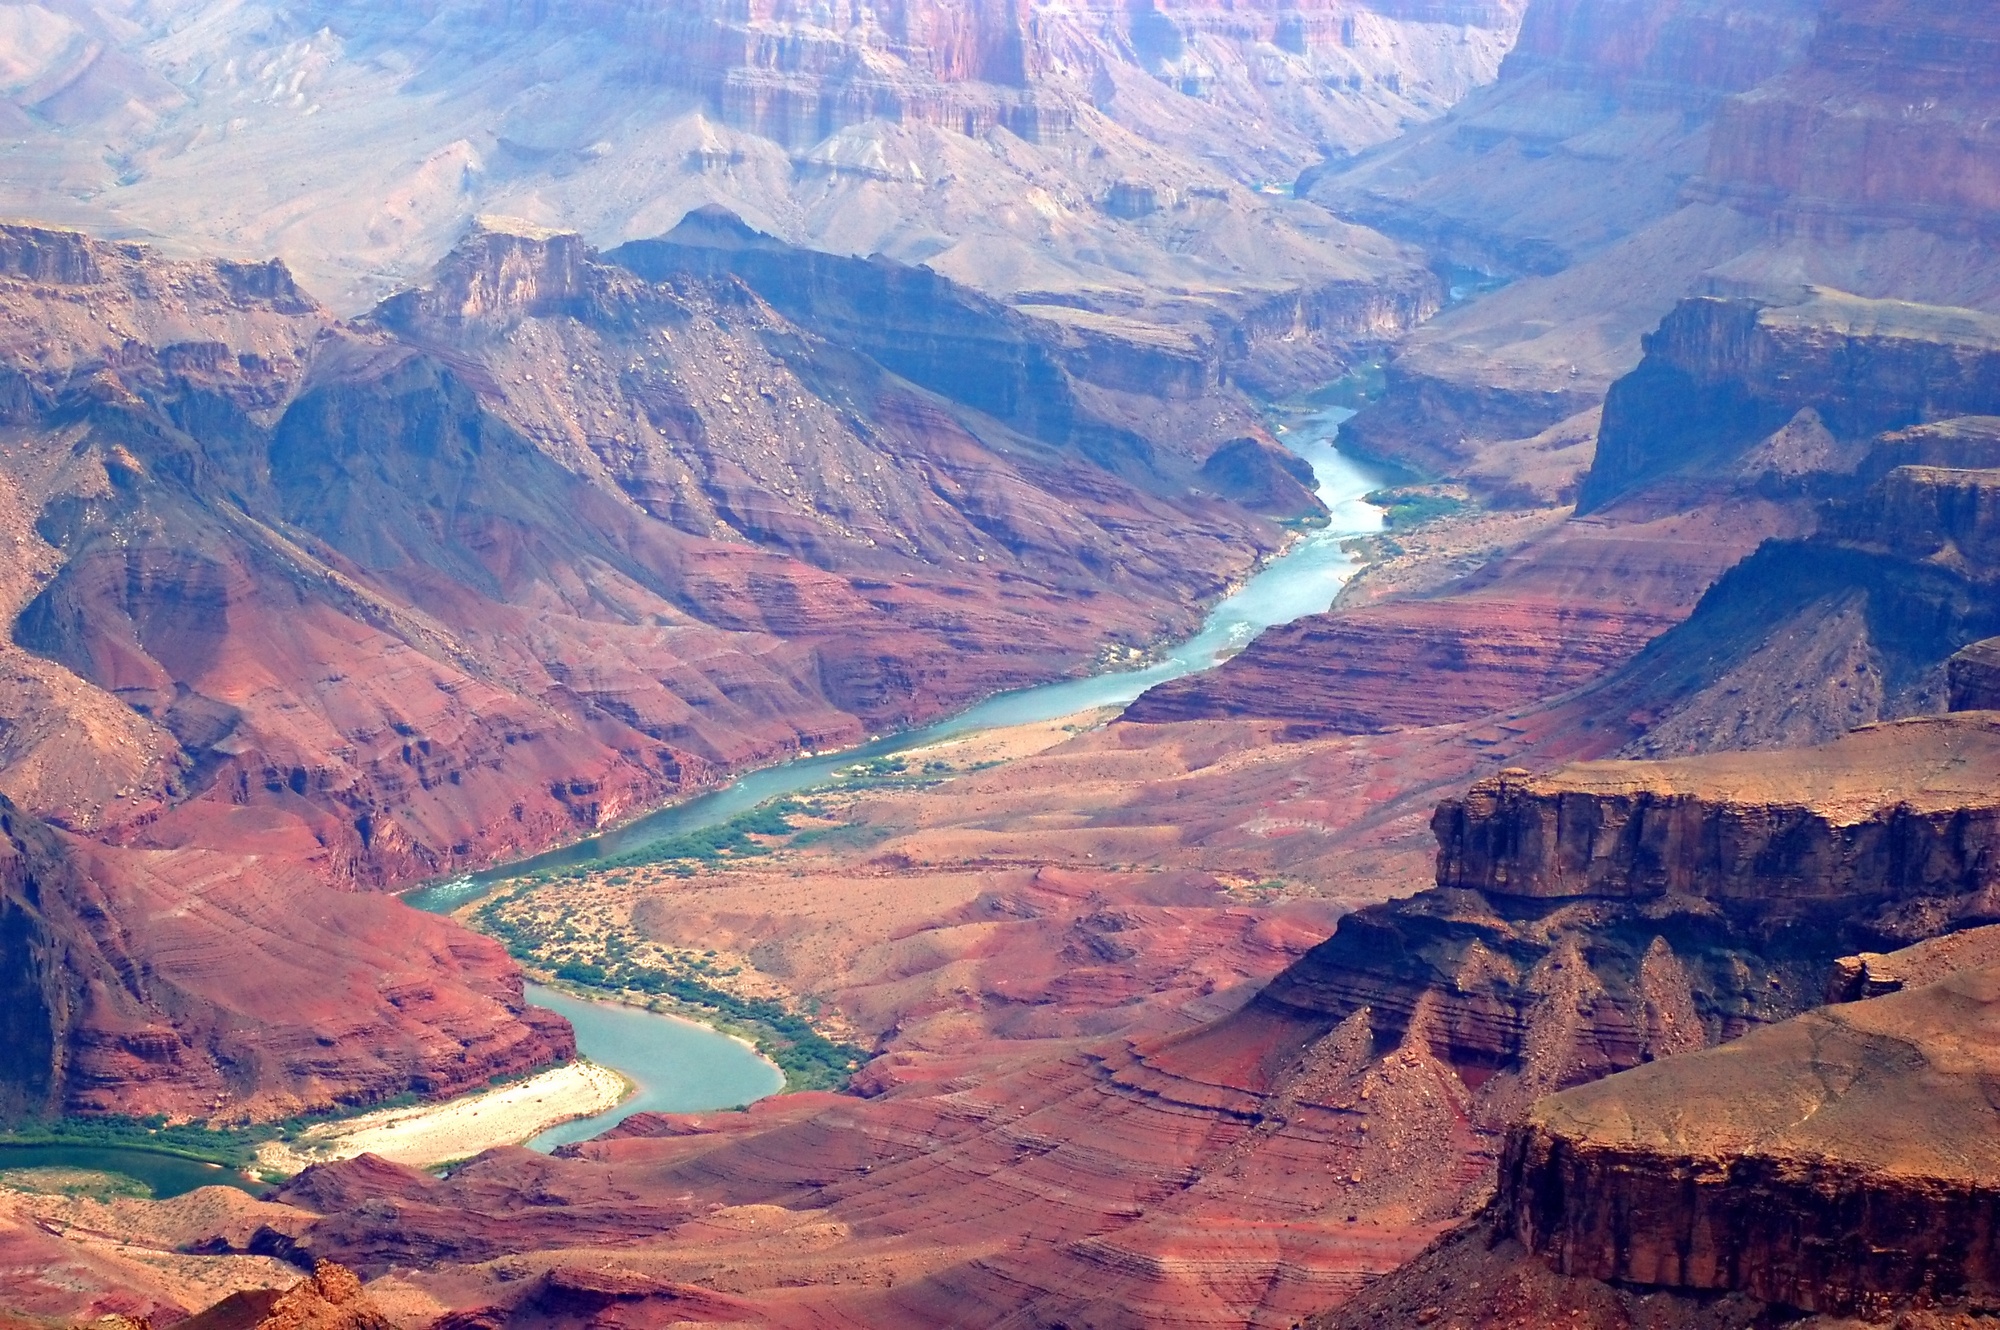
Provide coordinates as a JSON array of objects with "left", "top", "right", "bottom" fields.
[{"left": 522, "top": 984, "right": 785, "bottom": 1149}]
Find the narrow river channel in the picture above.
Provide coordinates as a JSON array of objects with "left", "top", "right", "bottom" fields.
[{"left": 403, "top": 406, "right": 1381, "bottom": 1145}]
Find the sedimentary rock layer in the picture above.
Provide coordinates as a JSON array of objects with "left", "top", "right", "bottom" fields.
[
  {"left": 1501, "top": 965, "right": 2000, "bottom": 1314},
  {"left": 1261, "top": 714, "right": 2000, "bottom": 1101},
  {"left": 1584, "top": 292, "right": 2000, "bottom": 510}
]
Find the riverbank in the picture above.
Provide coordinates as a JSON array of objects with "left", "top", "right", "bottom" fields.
[{"left": 253, "top": 1062, "right": 628, "bottom": 1174}]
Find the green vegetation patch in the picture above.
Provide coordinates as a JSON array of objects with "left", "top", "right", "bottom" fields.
[
  {"left": 474, "top": 887, "right": 868, "bottom": 1093},
  {"left": 592, "top": 799, "right": 808, "bottom": 871},
  {"left": 0, "top": 1114, "right": 262, "bottom": 1167},
  {"left": 1365, "top": 487, "right": 1469, "bottom": 529}
]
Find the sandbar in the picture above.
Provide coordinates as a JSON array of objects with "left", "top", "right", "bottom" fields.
[{"left": 256, "top": 1061, "right": 627, "bottom": 1174}]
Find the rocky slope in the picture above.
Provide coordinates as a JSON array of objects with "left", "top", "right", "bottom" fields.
[
  {"left": 1254, "top": 714, "right": 2000, "bottom": 1128},
  {"left": 183, "top": 712, "right": 2000, "bottom": 1327},
  {"left": 1130, "top": 286, "right": 2000, "bottom": 739},
  {"left": 1589, "top": 420, "right": 2000, "bottom": 759},
  {"left": 0, "top": 788, "right": 573, "bottom": 1122},
  {"left": 0, "top": 215, "right": 1306, "bottom": 1118}
]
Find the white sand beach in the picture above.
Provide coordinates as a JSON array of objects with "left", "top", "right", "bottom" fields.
[{"left": 256, "top": 1061, "right": 628, "bottom": 1174}]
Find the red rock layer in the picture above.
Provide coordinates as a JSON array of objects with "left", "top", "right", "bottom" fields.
[
  {"left": 1124, "top": 496, "right": 1795, "bottom": 732},
  {"left": 1503, "top": 0, "right": 1824, "bottom": 99},
  {"left": 1585, "top": 291, "right": 2000, "bottom": 509},
  {"left": 1700, "top": 0, "right": 2000, "bottom": 232},
  {"left": 2, "top": 795, "right": 571, "bottom": 1121}
]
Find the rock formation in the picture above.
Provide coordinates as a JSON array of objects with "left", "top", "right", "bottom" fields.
[
  {"left": 176, "top": 1262, "right": 392, "bottom": 1330},
  {"left": 1583, "top": 292, "right": 2000, "bottom": 510},
  {"left": 208, "top": 712, "right": 2000, "bottom": 1327},
  {"left": 0, "top": 789, "right": 573, "bottom": 1121},
  {"left": 1311, "top": 935, "right": 2000, "bottom": 1327},
  {"left": 0, "top": 0, "right": 1508, "bottom": 370},
  {"left": 1128, "top": 287, "right": 2000, "bottom": 742}
]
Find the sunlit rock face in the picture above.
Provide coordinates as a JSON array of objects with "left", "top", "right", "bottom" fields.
[{"left": 1315, "top": 0, "right": 2000, "bottom": 485}]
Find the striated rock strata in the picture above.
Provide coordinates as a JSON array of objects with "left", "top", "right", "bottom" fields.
[
  {"left": 1583, "top": 291, "right": 2000, "bottom": 510},
  {"left": 1318, "top": 0, "right": 2000, "bottom": 489},
  {"left": 1251, "top": 714, "right": 2000, "bottom": 1133},
  {"left": 1493, "top": 963, "right": 2000, "bottom": 1317}
]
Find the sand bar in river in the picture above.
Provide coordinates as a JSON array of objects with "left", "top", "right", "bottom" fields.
[{"left": 256, "top": 1061, "right": 627, "bottom": 1174}]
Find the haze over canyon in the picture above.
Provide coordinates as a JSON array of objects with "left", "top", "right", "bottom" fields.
[{"left": 3, "top": 0, "right": 2000, "bottom": 1328}]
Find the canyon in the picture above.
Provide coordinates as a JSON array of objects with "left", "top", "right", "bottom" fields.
[
  {"left": 6, "top": 0, "right": 2000, "bottom": 1328},
  {"left": 0, "top": 206, "right": 1342, "bottom": 1122}
]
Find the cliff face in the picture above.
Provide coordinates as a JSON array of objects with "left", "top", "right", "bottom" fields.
[
  {"left": 0, "top": 0, "right": 1502, "bottom": 391},
  {"left": 612, "top": 205, "right": 1441, "bottom": 415},
  {"left": 1584, "top": 418, "right": 2000, "bottom": 761},
  {"left": 1500, "top": 0, "right": 1823, "bottom": 92},
  {"left": 1317, "top": 0, "right": 2000, "bottom": 489},
  {"left": 1583, "top": 291, "right": 2000, "bottom": 510},
  {"left": 1701, "top": 0, "right": 2000, "bottom": 232},
  {"left": 1259, "top": 715, "right": 2000, "bottom": 1115},
  {"left": 0, "top": 793, "right": 572, "bottom": 1121},
  {"left": 0, "top": 800, "right": 73, "bottom": 1121},
  {"left": 1497, "top": 962, "right": 2000, "bottom": 1316}
]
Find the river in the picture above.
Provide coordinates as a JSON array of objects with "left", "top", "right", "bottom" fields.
[
  {"left": 419, "top": 407, "right": 1381, "bottom": 1144},
  {"left": 522, "top": 984, "right": 785, "bottom": 1149}
]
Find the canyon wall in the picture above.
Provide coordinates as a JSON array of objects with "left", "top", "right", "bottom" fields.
[
  {"left": 1700, "top": 0, "right": 2000, "bottom": 233},
  {"left": 1318, "top": 0, "right": 2000, "bottom": 488},
  {"left": 1583, "top": 291, "right": 2000, "bottom": 510},
  {"left": 1257, "top": 715, "right": 2000, "bottom": 1102},
  {"left": 1495, "top": 961, "right": 2000, "bottom": 1317},
  {"left": 1130, "top": 290, "right": 2000, "bottom": 745},
  {"left": 0, "top": 0, "right": 1510, "bottom": 372},
  {"left": 237, "top": 713, "right": 2000, "bottom": 1328},
  {"left": 0, "top": 217, "right": 1299, "bottom": 1118}
]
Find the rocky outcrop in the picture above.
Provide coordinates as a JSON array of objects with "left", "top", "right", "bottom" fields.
[
  {"left": 176, "top": 1262, "right": 392, "bottom": 1330},
  {"left": 1125, "top": 491, "right": 1789, "bottom": 733},
  {"left": 1259, "top": 715, "right": 2000, "bottom": 1097},
  {"left": 1198, "top": 437, "right": 1328, "bottom": 521},
  {"left": 1699, "top": 0, "right": 2000, "bottom": 233},
  {"left": 1949, "top": 636, "right": 2000, "bottom": 711},
  {"left": 1589, "top": 420, "right": 2000, "bottom": 760},
  {"left": 1582, "top": 291, "right": 2000, "bottom": 510},
  {"left": 607, "top": 206, "right": 1169, "bottom": 455},
  {"left": 610, "top": 206, "right": 1439, "bottom": 421},
  {"left": 0, "top": 217, "right": 1305, "bottom": 1118},
  {"left": 1499, "top": 964, "right": 2000, "bottom": 1315}
]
